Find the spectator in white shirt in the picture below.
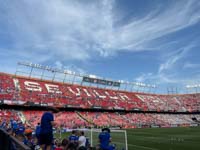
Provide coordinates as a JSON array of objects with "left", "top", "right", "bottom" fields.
[{"left": 78, "top": 131, "right": 86, "bottom": 150}]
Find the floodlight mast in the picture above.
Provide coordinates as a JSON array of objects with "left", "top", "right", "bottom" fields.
[
  {"left": 16, "top": 62, "right": 77, "bottom": 83},
  {"left": 186, "top": 84, "right": 200, "bottom": 94}
]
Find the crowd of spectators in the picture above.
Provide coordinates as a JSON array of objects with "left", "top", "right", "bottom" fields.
[
  {"left": 0, "top": 111, "right": 116, "bottom": 150},
  {"left": 1, "top": 73, "right": 200, "bottom": 112},
  {"left": 0, "top": 110, "right": 90, "bottom": 150},
  {"left": 0, "top": 73, "right": 200, "bottom": 149},
  {"left": 1, "top": 110, "right": 200, "bottom": 130},
  {"left": 0, "top": 109, "right": 200, "bottom": 149}
]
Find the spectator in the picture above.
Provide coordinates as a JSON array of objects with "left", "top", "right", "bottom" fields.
[
  {"left": 61, "top": 138, "right": 69, "bottom": 150},
  {"left": 67, "top": 142, "right": 76, "bottom": 150},
  {"left": 0, "top": 119, "right": 6, "bottom": 129},
  {"left": 69, "top": 130, "right": 79, "bottom": 144},
  {"left": 55, "top": 143, "right": 63, "bottom": 150},
  {"left": 10, "top": 119, "right": 18, "bottom": 135},
  {"left": 39, "top": 108, "right": 59, "bottom": 150},
  {"left": 35, "top": 123, "right": 41, "bottom": 144},
  {"left": 15, "top": 133, "right": 26, "bottom": 145},
  {"left": 98, "top": 128, "right": 114, "bottom": 150},
  {"left": 85, "top": 137, "right": 90, "bottom": 150},
  {"left": 15, "top": 121, "right": 25, "bottom": 135},
  {"left": 78, "top": 131, "right": 86, "bottom": 150}
]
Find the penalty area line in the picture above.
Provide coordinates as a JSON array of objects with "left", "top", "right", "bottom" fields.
[{"left": 128, "top": 143, "right": 159, "bottom": 150}]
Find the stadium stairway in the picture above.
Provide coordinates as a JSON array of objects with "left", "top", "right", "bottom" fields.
[
  {"left": 76, "top": 111, "right": 95, "bottom": 126},
  {"left": 17, "top": 111, "right": 26, "bottom": 123}
]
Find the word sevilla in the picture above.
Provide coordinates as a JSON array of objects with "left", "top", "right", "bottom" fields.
[{"left": 13, "top": 78, "right": 130, "bottom": 101}]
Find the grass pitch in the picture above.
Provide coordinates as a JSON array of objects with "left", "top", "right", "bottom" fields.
[
  {"left": 55, "top": 127, "right": 200, "bottom": 150},
  {"left": 127, "top": 127, "right": 200, "bottom": 150}
]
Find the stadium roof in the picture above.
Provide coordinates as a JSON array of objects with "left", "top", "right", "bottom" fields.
[{"left": 14, "top": 62, "right": 199, "bottom": 95}]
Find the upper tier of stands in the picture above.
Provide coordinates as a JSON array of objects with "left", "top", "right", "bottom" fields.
[{"left": 0, "top": 73, "right": 200, "bottom": 112}]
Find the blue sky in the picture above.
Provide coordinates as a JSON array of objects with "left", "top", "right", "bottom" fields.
[{"left": 0, "top": 0, "right": 200, "bottom": 93}]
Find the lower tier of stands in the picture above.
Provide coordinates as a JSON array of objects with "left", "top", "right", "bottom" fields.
[{"left": 0, "top": 109, "right": 199, "bottom": 129}]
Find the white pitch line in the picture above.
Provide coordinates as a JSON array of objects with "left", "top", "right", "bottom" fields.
[
  {"left": 114, "top": 141, "right": 159, "bottom": 150},
  {"left": 114, "top": 142, "right": 159, "bottom": 150},
  {"left": 128, "top": 143, "right": 159, "bottom": 150}
]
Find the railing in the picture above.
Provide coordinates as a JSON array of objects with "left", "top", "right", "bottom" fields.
[{"left": 0, "top": 128, "right": 31, "bottom": 150}]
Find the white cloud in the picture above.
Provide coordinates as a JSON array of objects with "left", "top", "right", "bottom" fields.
[
  {"left": 55, "top": 61, "right": 63, "bottom": 69},
  {"left": 158, "top": 44, "right": 195, "bottom": 73},
  {"left": 0, "top": 0, "right": 200, "bottom": 63},
  {"left": 183, "top": 62, "right": 200, "bottom": 69},
  {"left": 135, "top": 72, "right": 175, "bottom": 84},
  {"left": 135, "top": 73, "right": 153, "bottom": 82},
  {"left": 112, "top": 0, "right": 200, "bottom": 51},
  {"left": 54, "top": 61, "right": 86, "bottom": 75},
  {"left": 135, "top": 42, "right": 199, "bottom": 86}
]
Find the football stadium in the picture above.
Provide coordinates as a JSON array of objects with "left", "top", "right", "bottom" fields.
[
  {"left": 0, "top": 62, "right": 200, "bottom": 150},
  {"left": 1, "top": 0, "right": 200, "bottom": 150}
]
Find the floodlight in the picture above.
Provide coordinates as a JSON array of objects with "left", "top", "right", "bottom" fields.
[
  {"left": 147, "top": 84, "right": 151, "bottom": 87},
  {"left": 119, "top": 80, "right": 124, "bottom": 83},
  {"left": 186, "top": 85, "right": 190, "bottom": 88},
  {"left": 68, "top": 70, "right": 73, "bottom": 74},
  {"left": 89, "top": 74, "right": 96, "bottom": 78},
  {"left": 140, "top": 83, "right": 145, "bottom": 87},
  {"left": 152, "top": 85, "right": 156, "bottom": 88},
  {"left": 136, "top": 82, "right": 140, "bottom": 86}
]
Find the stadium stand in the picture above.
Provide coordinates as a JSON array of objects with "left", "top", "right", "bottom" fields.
[
  {"left": 1, "top": 72, "right": 200, "bottom": 112},
  {"left": 1, "top": 110, "right": 199, "bottom": 129},
  {"left": 0, "top": 72, "right": 200, "bottom": 149},
  {"left": 26, "top": 112, "right": 200, "bottom": 128}
]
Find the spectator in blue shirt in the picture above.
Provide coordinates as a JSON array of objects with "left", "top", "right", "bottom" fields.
[
  {"left": 0, "top": 120, "right": 6, "bottom": 129},
  {"left": 98, "top": 128, "right": 114, "bottom": 150},
  {"left": 39, "top": 108, "right": 59, "bottom": 150},
  {"left": 15, "top": 121, "right": 25, "bottom": 135},
  {"left": 11, "top": 120, "right": 18, "bottom": 135},
  {"left": 35, "top": 122, "right": 41, "bottom": 142},
  {"left": 69, "top": 130, "right": 79, "bottom": 148}
]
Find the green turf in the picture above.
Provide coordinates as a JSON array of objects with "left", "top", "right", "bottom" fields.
[
  {"left": 55, "top": 127, "right": 200, "bottom": 150},
  {"left": 127, "top": 127, "right": 200, "bottom": 150}
]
